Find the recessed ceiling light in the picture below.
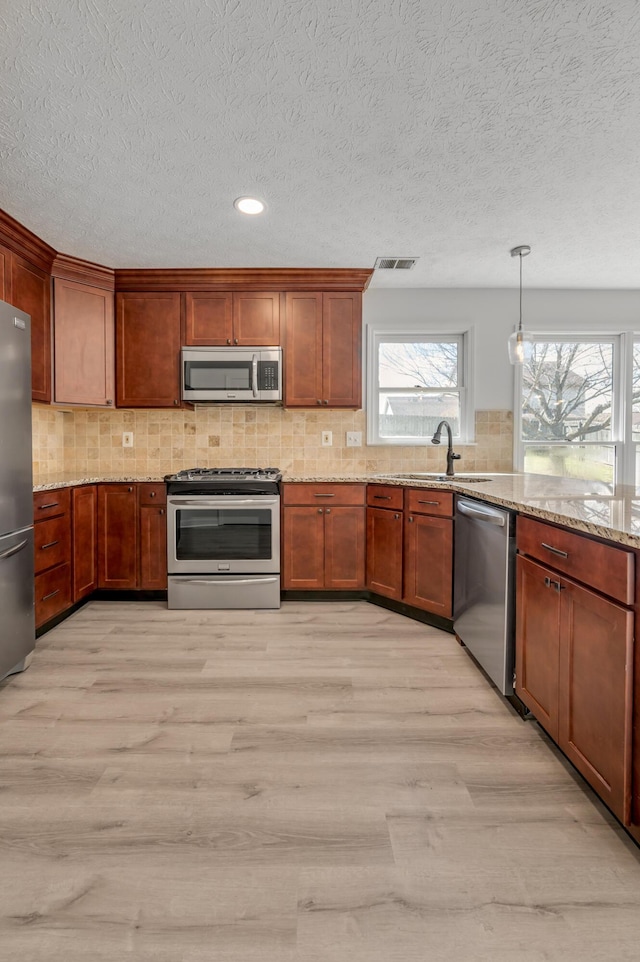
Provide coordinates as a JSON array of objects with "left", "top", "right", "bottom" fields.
[{"left": 234, "top": 197, "right": 265, "bottom": 215}]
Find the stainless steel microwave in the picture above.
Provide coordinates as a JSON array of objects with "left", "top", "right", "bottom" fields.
[{"left": 181, "top": 347, "right": 282, "bottom": 403}]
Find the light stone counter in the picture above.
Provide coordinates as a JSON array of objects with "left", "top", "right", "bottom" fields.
[{"left": 33, "top": 471, "right": 640, "bottom": 550}]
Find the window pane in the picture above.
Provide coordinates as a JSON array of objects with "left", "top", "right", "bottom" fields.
[
  {"left": 522, "top": 341, "right": 613, "bottom": 442},
  {"left": 379, "top": 341, "right": 459, "bottom": 389},
  {"left": 379, "top": 391, "right": 460, "bottom": 438},
  {"left": 523, "top": 444, "right": 615, "bottom": 487},
  {"left": 632, "top": 343, "right": 640, "bottom": 442}
]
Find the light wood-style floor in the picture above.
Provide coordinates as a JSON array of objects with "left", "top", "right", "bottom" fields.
[{"left": 1, "top": 600, "right": 639, "bottom": 961}]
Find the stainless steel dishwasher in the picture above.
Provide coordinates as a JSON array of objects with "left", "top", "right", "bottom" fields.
[{"left": 453, "top": 495, "right": 516, "bottom": 696}]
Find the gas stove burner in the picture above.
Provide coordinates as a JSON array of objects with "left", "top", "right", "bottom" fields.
[{"left": 166, "top": 466, "right": 282, "bottom": 482}]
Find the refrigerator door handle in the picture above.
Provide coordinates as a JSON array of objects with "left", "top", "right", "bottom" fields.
[{"left": 0, "top": 538, "right": 28, "bottom": 561}]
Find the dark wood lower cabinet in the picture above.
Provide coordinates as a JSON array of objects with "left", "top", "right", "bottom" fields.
[
  {"left": 97, "top": 485, "right": 138, "bottom": 589},
  {"left": 139, "top": 504, "right": 167, "bottom": 589},
  {"left": 365, "top": 507, "right": 403, "bottom": 600},
  {"left": 324, "top": 506, "right": 365, "bottom": 589},
  {"left": 282, "top": 506, "right": 325, "bottom": 589},
  {"left": 403, "top": 513, "right": 453, "bottom": 618},
  {"left": 516, "top": 553, "right": 634, "bottom": 822},
  {"left": 72, "top": 485, "right": 98, "bottom": 601}
]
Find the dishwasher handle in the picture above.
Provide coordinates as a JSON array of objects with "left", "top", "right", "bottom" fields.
[{"left": 457, "top": 499, "right": 506, "bottom": 526}]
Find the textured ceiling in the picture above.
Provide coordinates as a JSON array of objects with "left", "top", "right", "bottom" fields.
[{"left": 2, "top": 0, "right": 640, "bottom": 287}]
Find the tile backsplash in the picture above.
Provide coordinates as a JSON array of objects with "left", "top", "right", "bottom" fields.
[{"left": 32, "top": 405, "right": 513, "bottom": 483}]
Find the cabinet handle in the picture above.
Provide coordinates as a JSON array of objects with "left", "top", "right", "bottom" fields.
[
  {"left": 226, "top": 338, "right": 231, "bottom": 345},
  {"left": 314, "top": 493, "right": 335, "bottom": 498},
  {"left": 323, "top": 400, "right": 328, "bottom": 405},
  {"left": 408, "top": 516, "right": 414, "bottom": 522},
  {"left": 318, "top": 508, "right": 323, "bottom": 514},
  {"left": 38, "top": 502, "right": 59, "bottom": 510},
  {"left": 149, "top": 491, "right": 156, "bottom": 497},
  {"left": 40, "top": 540, "right": 59, "bottom": 550},
  {"left": 234, "top": 338, "right": 238, "bottom": 345},
  {"left": 128, "top": 486, "right": 133, "bottom": 492},
  {"left": 316, "top": 399, "right": 322, "bottom": 405},
  {"left": 106, "top": 399, "right": 113, "bottom": 405},
  {"left": 544, "top": 576, "right": 565, "bottom": 592},
  {"left": 173, "top": 399, "right": 179, "bottom": 405},
  {"left": 394, "top": 513, "right": 400, "bottom": 520},
  {"left": 418, "top": 500, "right": 440, "bottom": 506},
  {"left": 541, "top": 542, "right": 568, "bottom": 559},
  {"left": 159, "top": 508, "right": 165, "bottom": 515},
  {"left": 373, "top": 495, "right": 391, "bottom": 500},
  {"left": 326, "top": 508, "right": 331, "bottom": 514},
  {"left": 41, "top": 589, "right": 60, "bottom": 602}
]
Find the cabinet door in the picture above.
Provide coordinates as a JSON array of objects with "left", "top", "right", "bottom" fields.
[
  {"left": 72, "top": 485, "right": 98, "bottom": 602},
  {"left": 366, "top": 507, "right": 403, "bottom": 600},
  {"left": 11, "top": 254, "right": 51, "bottom": 402},
  {"left": 54, "top": 279, "right": 115, "bottom": 406},
  {"left": 116, "top": 292, "right": 181, "bottom": 407},
  {"left": 515, "top": 555, "right": 561, "bottom": 740},
  {"left": 324, "top": 506, "right": 365, "bottom": 589},
  {"left": 283, "top": 292, "right": 323, "bottom": 407},
  {"left": 559, "top": 580, "right": 633, "bottom": 821},
  {"left": 282, "top": 506, "right": 325, "bottom": 589},
  {"left": 233, "top": 292, "right": 280, "bottom": 346},
  {"left": 97, "top": 485, "right": 138, "bottom": 589},
  {"left": 0, "top": 243, "right": 11, "bottom": 301},
  {"left": 322, "top": 292, "right": 361, "bottom": 408},
  {"left": 139, "top": 504, "right": 168, "bottom": 590},
  {"left": 183, "top": 292, "right": 233, "bottom": 345},
  {"left": 404, "top": 514, "right": 453, "bottom": 617}
]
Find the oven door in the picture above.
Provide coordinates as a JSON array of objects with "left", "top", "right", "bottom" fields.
[{"left": 167, "top": 496, "right": 280, "bottom": 574}]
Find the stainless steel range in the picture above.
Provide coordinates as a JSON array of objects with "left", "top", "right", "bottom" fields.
[{"left": 165, "top": 467, "right": 281, "bottom": 609}]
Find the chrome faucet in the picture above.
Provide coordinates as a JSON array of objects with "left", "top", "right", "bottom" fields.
[{"left": 431, "top": 420, "right": 461, "bottom": 477}]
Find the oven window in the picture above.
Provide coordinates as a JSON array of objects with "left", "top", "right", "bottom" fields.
[
  {"left": 175, "top": 508, "right": 272, "bottom": 560},
  {"left": 184, "top": 360, "right": 251, "bottom": 392}
]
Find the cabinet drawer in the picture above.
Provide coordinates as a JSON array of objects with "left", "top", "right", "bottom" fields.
[
  {"left": 405, "top": 488, "right": 453, "bottom": 517},
  {"left": 366, "top": 484, "right": 404, "bottom": 511},
  {"left": 138, "top": 483, "right": 167, "bottom": 506},
  {"left": 35, "top": 563, "right": 71, "bottom": 627},
  {"left": 517, "top": 516, "right": 634, "bottom": 606},
  {"left": 282, "top": 483, "right": 365, "bottom": 506},
  {"left": 34, "top": 515, "right": 71, "bottom": 573},
  {"left": 33, "top": 487, "right": 70, "bottom": 521}
]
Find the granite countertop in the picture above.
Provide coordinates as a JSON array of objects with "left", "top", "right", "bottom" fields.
[{"left": 33, "top": 471, "right": 640, "bottom": 550}]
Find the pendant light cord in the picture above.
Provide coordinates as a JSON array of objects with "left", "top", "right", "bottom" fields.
[{"left": 519, "top": 252, "right": 523, "bottom": 334}]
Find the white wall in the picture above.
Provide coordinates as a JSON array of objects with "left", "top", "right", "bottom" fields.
[{"left": 363, "top": 288, "right": 640, "bottom": 411}]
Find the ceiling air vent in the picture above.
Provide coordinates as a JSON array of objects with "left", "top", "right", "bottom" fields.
[{"left": 374, "top": 257, "right": 418, "bottom": 270}]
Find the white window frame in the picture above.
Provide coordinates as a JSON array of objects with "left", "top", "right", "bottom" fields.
[
  {"left": 513, "top": 332, "right": 629, "bottom": 483},
  {"left": 366, "top": 325, "right": 475, "bottom": 445}
]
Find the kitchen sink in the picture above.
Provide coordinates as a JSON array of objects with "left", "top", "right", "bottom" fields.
[{"left": 376, "top": 472, "right": 493, "bottom": 483}]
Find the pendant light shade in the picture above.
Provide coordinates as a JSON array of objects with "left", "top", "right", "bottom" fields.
[{"left": 507, "top": 245, "right": 532, "bottom": 365}]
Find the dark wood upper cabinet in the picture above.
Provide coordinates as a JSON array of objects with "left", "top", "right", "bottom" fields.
[
  {"left": 284, "top": 292, "right": 361, "bottom": 408},
  {"left": 116, "top": 292, "right": 181, "bottom": 407},
  {"left": 53, "top": 278, "right": 115, "bottom": 406},
  {"left": 11, "top": 254, "right": 51, "bottom": 402},
  {"left": 0, "top": 243, "right": 11, "bottom": 302},
  {"left": 183, "top": 291, "right": 280, "bottom": 346}
]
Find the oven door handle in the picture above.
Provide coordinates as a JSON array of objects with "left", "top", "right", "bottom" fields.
[
  {"left": 181, "top": 577, "right": 279, "bottom": 585},
  {"left": 252, "top": 353, "right": 258, "bottom": 398},
  {"left": 168, "top": 498, "right": 279, "bottom": 506}
]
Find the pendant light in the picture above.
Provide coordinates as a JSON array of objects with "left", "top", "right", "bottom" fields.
[{"left": 507, "top": 244, "right": 532, "bottom": 364}]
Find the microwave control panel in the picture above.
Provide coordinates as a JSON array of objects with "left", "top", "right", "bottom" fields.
[{"left": 258, "top": 361, "right": 279, "bottom": 391}]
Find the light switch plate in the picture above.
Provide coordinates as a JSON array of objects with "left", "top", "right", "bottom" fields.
[
  {"left": 346, "top": 431, "right": 362, "bottom": 447},
  {"left": 122, "top": 432, "right": 134, "bottom": 447},
  {"left": 321, "top": 431, "right": 333, "bottom": 447}
]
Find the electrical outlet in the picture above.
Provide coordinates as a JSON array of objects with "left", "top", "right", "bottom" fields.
[
  {"left": 321, "top": 430, "right": 333, "bottom": 447},
  {"left": 122, "top": 432, "right": 134, "bottom": 448},
  {"left": 346, "top": 431, "right": 362, "bottom": 447}
]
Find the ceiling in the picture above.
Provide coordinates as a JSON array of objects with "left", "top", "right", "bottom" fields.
[{"left": 2, "top": 1, "right": 640, "bottom": 288}]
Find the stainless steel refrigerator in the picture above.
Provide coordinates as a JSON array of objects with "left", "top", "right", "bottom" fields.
[{"left": 0, "top": 300, "right": 35, "bottom": 681}]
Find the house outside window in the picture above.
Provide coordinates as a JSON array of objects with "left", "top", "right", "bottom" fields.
[{"left": 367, "top": 332, "right": 472, "bottom": 445}]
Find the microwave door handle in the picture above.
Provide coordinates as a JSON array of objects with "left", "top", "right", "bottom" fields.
[{"left": 252, "top": 354, "right": 258, "bottom": 398}]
